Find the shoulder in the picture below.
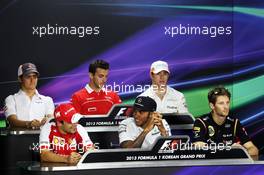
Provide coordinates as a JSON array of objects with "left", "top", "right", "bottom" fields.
[
  {"left": 120, "top": 117, "right": 134, "bottom": 125},
  {"left": 105, "top": 90, "right": 119, "bottom": 96},
  {"left": 198, "top": 113, "right": 210, "bottom": 120},
  {"left": 226, "top": 116, "right": 237, "bottom": 123},
  {"left": 5, "top": 94, "right": 15, "bottom": 102},
  {"left": 5, "top": 90, "right": 22, "bottom": 101},
  {"left": 194, "top": 113, "right": 211, "bottom": 126},
  {"left": 41, "top": 122, "right": 54, "bottom": 133},
  {"left": 72, "top": 88, "right": 87, "bottom": 97},
  {"left": 38, "top": 94, "right": 54, "bottom": 102},
  {"left": 139, "top": 88, "right": 152, "bottom": 97}
]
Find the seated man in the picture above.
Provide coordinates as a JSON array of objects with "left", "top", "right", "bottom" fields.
[
  {"left": 193, "top": 86, "right": 259, "bottom": 158},
  {"left": 119, "top": 96, "right": 171, "bottom": 149},
  {"left": 139, "top": 60, "right": 189, "bottom": 113},
  {"left": 4, "top": 63, "right": 54, "bottom": 129},
  {"left": 71, "top": 59, "right": 122, "bottom": 115},
  {"left": 39, "top": 103, "right": 94, "bottom": 165}
]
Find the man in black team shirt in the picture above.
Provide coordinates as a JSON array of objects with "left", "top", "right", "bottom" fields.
[{"left": 193, "top": 86, "right": 258, "bottom": 158}]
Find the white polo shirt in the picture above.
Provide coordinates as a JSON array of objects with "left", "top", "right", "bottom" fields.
[
  {"left": 139, "top": 86, "right": 189, "bottom": 113},
  {"left": 119, "top": 117, "right": 171, "bottom": 149},
  {"left": 4, "top": 89, "right": 54, "bottom": 121}
]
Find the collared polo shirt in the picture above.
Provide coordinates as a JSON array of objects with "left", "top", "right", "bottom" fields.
[{"left": 4, "top": 89, "right": 54, "bottom": 121}]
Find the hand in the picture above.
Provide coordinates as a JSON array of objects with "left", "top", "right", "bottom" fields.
[
  {"left": 30, "top": 119, "right": 41, "bottom": 129},
  {"left": 231, "top": 142, "right": 243, "bottom": 148},
  {"left": 152, "top": 112, "right": 168, "bottom": 136},
  {"left": 144, "top": 113, "right": 155, "bottom": 133},
  {"left": 67, "top": 152, "right": 82, "bottom": 165}
]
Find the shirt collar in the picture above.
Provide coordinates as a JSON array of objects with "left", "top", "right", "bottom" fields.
[
  {"left": 18, "top": 89, "right": 41, "bottom": 98},
  {"left": 209, "top": 112, "right": 227, "bottom": 126},
  {"left": 150, "top": 85, "right": 168, "bottom": 94},
  {"left": 85, "top": 84, "right": 106, "bottom": 94}
]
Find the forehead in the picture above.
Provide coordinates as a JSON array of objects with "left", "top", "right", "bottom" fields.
[
  {"left": 95, "top": 68, "right": 109, "bottom": 75},
  {"left": 23, "top": 73, "right": 38, "bottom": 78},
  {"left": 215, "top": 95, "right": 230, "bottom": 102}
]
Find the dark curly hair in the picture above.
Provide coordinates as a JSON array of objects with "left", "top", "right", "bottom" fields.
[{"left": 208, "top": 86, "right": 231, "bottom": 104}]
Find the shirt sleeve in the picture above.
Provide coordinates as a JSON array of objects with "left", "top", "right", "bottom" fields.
[
  {"left": 162, "top": 119, "right": 172, "bottom": 136},
  {"left": 45, "top": 96, "right": 55, "bottom": 116},
  {"left": 76, "top": 125, "right": 94, "bottom": 151},
  {"left": 39, "top": 123, "right": 52, "bottom": 150},
  {"left": 4, "top": 95, "right": 16, "bottom": 119},
  {"left": 192, "top": 118, "right": 207, "bottom": 143},
  {"left": 71, "top": 94, "right": 82, "bottom": 113},
  {"left": 114, "top": 92, "right": 122, "bottom": 104},
  {"left": 118, "top": 119, "right": 134, "bottom": 144},
  {"left": 178, "top": 94, "right": 189, "bottom": 113},
  {"left": 235, "top": 119, "right": 250, "bottom": 145}
]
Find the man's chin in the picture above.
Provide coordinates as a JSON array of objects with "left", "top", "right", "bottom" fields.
[{"left": 219, "top": 114, "right": 228, "bottom": 119}]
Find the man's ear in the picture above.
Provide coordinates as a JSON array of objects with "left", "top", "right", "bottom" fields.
[
  {"left": 89, "top": 73, "right": 93, "bottom": 80},
  {"left": 18, "top": 76, "right": 22, "bottom": 83},
  {"left": 209, "top": 102, "right": 215, "bottom": 110}
]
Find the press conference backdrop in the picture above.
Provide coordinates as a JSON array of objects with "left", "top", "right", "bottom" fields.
[{"left": 0, "top": 0, "right": 264, "bottom": 174}]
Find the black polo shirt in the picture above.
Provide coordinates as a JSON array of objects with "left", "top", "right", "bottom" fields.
[{"left": 193, "top": 113, "right": 250, "bottom": 145}]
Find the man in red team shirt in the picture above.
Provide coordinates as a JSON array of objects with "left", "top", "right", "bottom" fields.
[
  {"left": 71, "top": 60, "right": 122, "bottom": 115},
  {"left": 39, "top": 103, "right": 94, "bottom": 165}
]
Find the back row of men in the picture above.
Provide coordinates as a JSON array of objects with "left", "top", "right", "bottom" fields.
[
  {"left": 3, "top": 60, "right": 259, "bottom": 164},
  {"left": 4, "top": 60, "right": 187, "bottom": 128}
]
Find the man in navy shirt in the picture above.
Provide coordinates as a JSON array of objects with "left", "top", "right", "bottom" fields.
[{"left": 193, "top": 86, "right": 258, "bottom": 158}]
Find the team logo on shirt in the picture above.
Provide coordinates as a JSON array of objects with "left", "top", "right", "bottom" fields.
[
  {"left": 68, "top": 138, "right": 77, "bottom": 147},
  {"left": 193, "top": 127, "right": 201, "bottom": 138},
  {"left": 52, "top": 136, "right": 65, "bottom": 146},
  {"left": 208, "top": 125, "right": 215, "bottom": 137},
  {"left": 225, "top": 124, "right": 231, "bottom": 128}
]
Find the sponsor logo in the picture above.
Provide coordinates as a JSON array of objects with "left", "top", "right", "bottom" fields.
[
  {"left": 52, "top": 136, "right": 65, "bottom": 146},
  {"left": 208, "top": 125, "right": 215, "bottom": 137},
  {"left": 225, "top": 124, "right": 231, "bottom": 128},
  {"left": 158, "top": 139, "right": 181, "bottom": 153}
]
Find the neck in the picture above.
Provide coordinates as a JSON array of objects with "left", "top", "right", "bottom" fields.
[
  {"left": 153, "top": 85, "right": 167, "bottom": 100},
  {"left": 211, "top": 112, "right": 226, "bottom": 125},
  {"left": 21, "top": 88, "right": 36, "bottom": 99},
  {"left": 58, "top": 126, "right": 67, "bottom": 135},
  {"left": 89, "top": 82, "right": 101, "bottom": 92},
  {"left": 141, "top": 113, "right": 151, "bottom": 129}
]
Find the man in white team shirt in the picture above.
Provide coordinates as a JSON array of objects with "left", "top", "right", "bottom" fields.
[
  {"left": 139, "top": 60, "right": 189, "bottom": 114},
  {"left": 4, "top": 63, "right": 54, "bottom": 129},
  {"left": 119, "top": 96, "right": 171, "bottom": 149}
]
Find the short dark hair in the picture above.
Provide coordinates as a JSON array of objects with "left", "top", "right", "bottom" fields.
[
  {"left": 208, "top": 86, "right": 231, "bottom": 104},
  {"left": 89, "top": 60, "right": 109, "bottom": 74}
]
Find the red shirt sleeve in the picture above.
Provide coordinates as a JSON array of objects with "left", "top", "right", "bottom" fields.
[{"left": 114, "top": 92, "right": 122, "bottom": 104}]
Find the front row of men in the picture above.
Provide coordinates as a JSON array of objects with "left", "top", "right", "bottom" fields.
[{"left": 38, "top": 86, "right": 258, "bottom": 165}]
